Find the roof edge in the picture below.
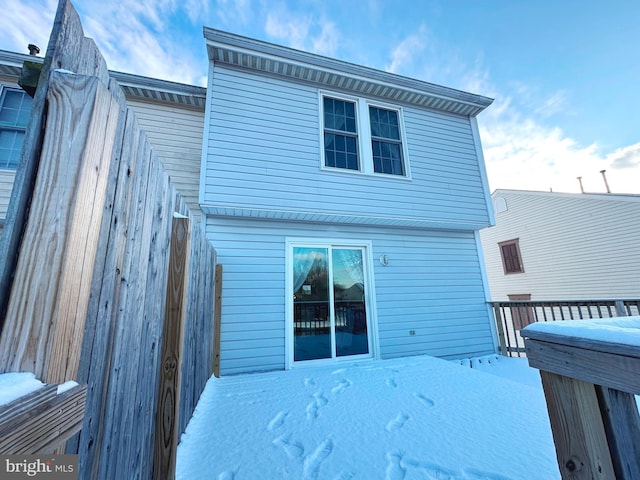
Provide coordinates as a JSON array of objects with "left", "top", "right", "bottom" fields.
[
  {"left": 203, "top": 28, "right": 493, "bottom": 116},
  {"left": 491, "top": 188, "right": 640, "bottom": 201}
]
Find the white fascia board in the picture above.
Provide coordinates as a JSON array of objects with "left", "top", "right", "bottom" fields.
[{"left": 203, "top": 28, "right": 493, "bottom": 116}]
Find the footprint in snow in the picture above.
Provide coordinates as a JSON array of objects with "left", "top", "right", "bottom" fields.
[
  {"left": 304, "top": 377, "right": 316, "bottom": 386},
  {"left": 217, "top": 471, "right": 235, "bottom": 480},
  {"left": 331, "top": 379, "right": 351, "bottom": 394},
  {"left": 306, "top": 392, "right": 329, "bottom": 420},
  {"left": 386, "top": 378, "right": 398, "bottom": 388},
  {"left": 385, "top": 452, "right": 406, "bottom": 480},
  {"left": 303, "top": 438, "right": 334, "bottom": 480},
  {"left": 267, "top": 411, "right": 287, "bottom": 431},
  {"left": 385, "top": 413, "right": 409, "bottom": 432},
  {"left": 403, "top": 457, "right": 456, "bottom": 479},
  {"left": 273, "top": 434, "right": 305, "bottom": 459},
  {"left": 413, "top": 393, "right": 435, "bottom": 407}
]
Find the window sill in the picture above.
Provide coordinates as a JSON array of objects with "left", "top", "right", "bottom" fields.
[{"left": 320, "top": 165, "right": 412, "bottom": 182}]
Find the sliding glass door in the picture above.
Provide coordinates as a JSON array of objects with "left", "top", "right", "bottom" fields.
[{"left": 292, "top": 244, "right": 371, "bottom": 363}]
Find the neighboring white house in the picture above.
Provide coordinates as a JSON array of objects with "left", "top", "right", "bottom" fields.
[
  {"left": 201, "top": 30, "right": 498, "bottom": 375},
  {"left": 0, "top": 49, "right": 206, "bottom": 225},
  {"left": 480, "top": 189, "right": 640, "bottom": 301}
]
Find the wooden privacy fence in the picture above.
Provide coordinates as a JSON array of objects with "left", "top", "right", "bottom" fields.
[{"left": 0, "top": 1, "right": 219, "bottom": 479}]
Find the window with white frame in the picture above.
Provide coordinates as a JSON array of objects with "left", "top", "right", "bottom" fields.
[
  {"left": 0, "top": 87, "right": 32, "bottom": 170},
  {"left": 321, "top": 92, "right": 408, "bottom": 177},
  {"left": 323, "top": 97, "right": 359, "bottom": 171}
]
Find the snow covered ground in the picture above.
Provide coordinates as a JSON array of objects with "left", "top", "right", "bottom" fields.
[{"left": 176, "top": 355, "right": 560, "bottom": 479}]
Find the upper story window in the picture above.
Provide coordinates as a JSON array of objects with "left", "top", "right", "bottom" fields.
[
  {"left": 499, "top": 239, "right": 524, "bottom": 274},
  {"left": 321, "top": 92, "right": 408, "bottom": 178},
  {"left": 0, "top": 87, "right": 32, "bottom": 170},
  {"left": 369, "top": 106, "right": 404, "bottom": 175},
  {"left": 323, "top": 97, "right": 359, "bottom": 171}
]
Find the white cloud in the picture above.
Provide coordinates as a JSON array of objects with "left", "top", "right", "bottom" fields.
[
  {"left": 607, "top": 142, "right": 640, "bottom": 170},
  {"left": 73, "top": 0, "right": 206, "bottom": 85},
  {"left": 264, "top": 7, "right": 339, "bottom": 56},
  {"left": 265, "top": 11, "right": 311, "bottom": 50},
  {"left": 215, "top": 0, "right": 251, "bottom": 28},
  {"left": 478, "top": 97, "right": 639, "bottom": 194},
  {"left": 0, "top": 0, "right": 208, "bottom": 85},
  {"left": 449, "top": 53, "right": 640, "bottom": 195},
  {"left": 311, "top": 21, "right": 339, "bottom": 57},
  {"left": 0, "top": 0, "right": 57, "bottom": 55},
  {"left": 385, "top": 26, "right": 428, "bottom": 74}
]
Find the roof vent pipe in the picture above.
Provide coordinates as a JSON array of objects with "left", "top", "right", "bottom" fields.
[
  {"left": 28, "top": 44, "right": 40, "bottom": 56},
  {"left": 577, "top": 176, "right": 584, "bottom": 194},
  {"left": 600, "top": 170, "right": 611, "bottom": 193}
]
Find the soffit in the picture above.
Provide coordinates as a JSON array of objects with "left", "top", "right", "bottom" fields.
[{"left": 204, "top": 29, "right": 493, "bottom": 117}]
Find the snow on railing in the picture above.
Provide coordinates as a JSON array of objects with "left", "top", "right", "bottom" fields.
[
  {"left": 489, "top": 299, "right": 640, "bottom": 357},
  {"left": 521, "top": 317, "right": 640, "bottom": 480}
]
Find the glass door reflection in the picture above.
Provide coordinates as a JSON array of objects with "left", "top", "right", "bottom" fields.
[
  {"left": 293, "top": 247, "right": 331, "bottom": 361},
  {"left": 332, "top": 248, "right": 368, "bottom": 357}
]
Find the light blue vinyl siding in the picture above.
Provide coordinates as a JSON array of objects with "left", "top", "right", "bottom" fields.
[
  {"left": 204, "top": 66, "right": 491, "bottom": 227},
  {"left": 208, "top": 217, "right": 495, "bottom": 375}
]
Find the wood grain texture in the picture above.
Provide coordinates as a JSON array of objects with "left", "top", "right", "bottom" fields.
[
  {"left": 47, "top": 72, "right": 120, "bottom": 384},
  {"left": 596, "top": 386, "right": 640, "bottom": 480},
  {"left": 0, "top": 384, "right": 87, "bottom": 454},
  {"left": 0, "top": 2, "right": 218, "bottom": 478},
  {"left": 0, "top": 71, "right": 119, "bottom": 382},
  {"left": 73, "top": 107, "right": 141, "bottom": 477},
  {"left": 154, "top": 217, "right": 190, "bottom": 480},
  {"left": 0, "top": 0, "right": 108, "bottom": 326},
  {"left": 526, "top": 339, "right": 640, "bottom": 394},
  {"left": 523, "top": 325, "right": 640, "bottom": 359},
  {"left": 540, "top": 371, "right": 615, "bottom": 480}
]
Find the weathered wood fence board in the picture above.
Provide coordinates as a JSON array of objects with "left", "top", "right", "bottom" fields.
[
  {"left": 0, "top": 71, "right": 120, "bottom": 382},
  {"left": 0, "top": 385, "right": 87, "bottom": 454},
  {"left": 0, "top": 1, "right": 218, "bottom": 478},
  {"left": 0, "top": 0, "right": 109, "bottom": 325},
  {"left": 154, "top": 216, "right": 190, "bottom": 480}
]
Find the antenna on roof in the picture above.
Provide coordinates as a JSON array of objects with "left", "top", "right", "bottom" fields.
[
  {"left": 600, "top": 170, "right": 611, "bottom": 193},
  {"left": 576, "top": 176, "right": 584, "bottom": 194}
]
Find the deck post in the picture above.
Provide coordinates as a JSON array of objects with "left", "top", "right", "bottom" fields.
[
  {"left": 539, "top": 371, "right": 615, "bottom": 479},
  {"left": 523, "top": 319, "right": 640, "bottom": 480}
]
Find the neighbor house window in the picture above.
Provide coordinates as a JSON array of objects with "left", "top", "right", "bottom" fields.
[
  {"left": 0, "top": 87, "right": 32, "bottom": 170},
  {"left": 321, "top": 93, "right": 408, "bottom": 177},
  {"left": 499, "top": 239, "right": 524, "bottom": 274}
]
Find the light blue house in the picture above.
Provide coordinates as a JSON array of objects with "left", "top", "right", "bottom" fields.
[{"left": 201, "top": 30, "right": 497, "bottom": 375}]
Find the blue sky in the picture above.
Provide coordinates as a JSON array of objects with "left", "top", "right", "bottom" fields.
[{"left": 2, "top": 0, "right": 639, "bottom": 194}]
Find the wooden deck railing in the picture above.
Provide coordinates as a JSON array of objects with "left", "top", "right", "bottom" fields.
[
  {"left": 489, "top": 299, "right": 640, "bottom": 357},
  {"left": 0, "top": 384, "right": 87, "bottom": 454},
  {"left": 522, "top": 318, "right": 640, "bottom": 479}
]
